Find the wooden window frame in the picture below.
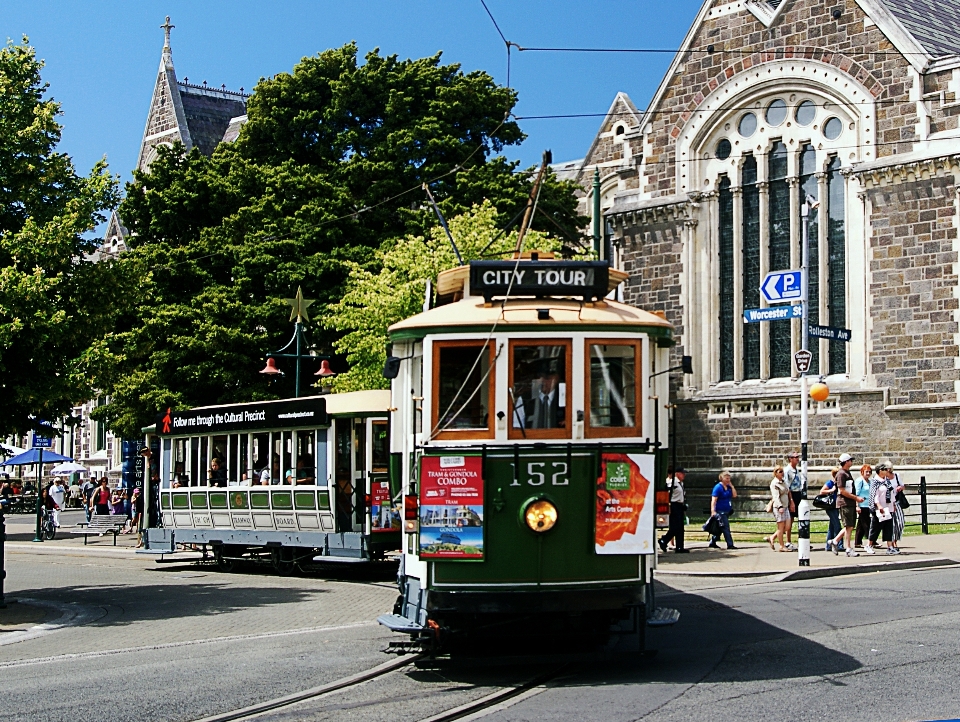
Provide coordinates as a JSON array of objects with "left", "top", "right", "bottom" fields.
[
  {"left": 584, "top": 338, "right": 642, "bottom": 439},
  {"left": 432, "top": 339, "right": 496, "bottom": 441},
  {"left": 507, "top": 340, "right": 573, "bottom": 441}
]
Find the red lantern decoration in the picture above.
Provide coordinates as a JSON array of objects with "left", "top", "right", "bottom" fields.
[
  {"left": 259, "top": 358, "right": 282, "bottom": 376},
  {"left": 315, "top": 359, "right": 336, "bottom": 378}
]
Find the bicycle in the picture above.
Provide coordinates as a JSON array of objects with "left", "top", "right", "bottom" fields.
[{"left": 41, "top": 508, "right": 56, "bottom": 540}]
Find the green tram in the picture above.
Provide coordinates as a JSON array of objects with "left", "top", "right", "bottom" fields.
[
  {"left": 142, "top": 390, "right": 401, "bottom": 571},
  {"left": 377, "top": 257, "right": 680, "bottom": 644}
]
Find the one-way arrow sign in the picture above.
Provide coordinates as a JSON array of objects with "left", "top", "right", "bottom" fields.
[{"left": 761, "top": 270, "right": 804, "bottom": 304}]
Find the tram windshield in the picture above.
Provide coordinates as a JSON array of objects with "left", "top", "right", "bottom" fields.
[
  {"left": 434, "top": 342, "right": 494, "bottom": 435},
  {"left": 510, "top": 342, "right": 571, "bottom": 438}
]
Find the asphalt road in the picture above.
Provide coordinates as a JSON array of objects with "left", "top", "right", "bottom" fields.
[{"left": 1, "top": 545, "right": 958, "bottom": 722}]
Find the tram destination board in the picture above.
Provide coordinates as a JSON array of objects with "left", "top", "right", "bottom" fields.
[
  {"left": 157, "top": 397, "right": 328, "bottom": 435},
  {"left": 470, "top": 260, "right": 610, "bottom": 301}
]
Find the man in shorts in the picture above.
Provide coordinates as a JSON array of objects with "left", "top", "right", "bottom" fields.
[{"left": 828, "top": 452, "right": 863, "bottom": 557}]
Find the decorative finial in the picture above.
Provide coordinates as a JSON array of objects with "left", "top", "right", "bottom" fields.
[
  {"left": 284, "top": 287, "right": 315, "bottom": 323},
  {"left": 161, "top": 16, "right": 175, "bottom": 50}
]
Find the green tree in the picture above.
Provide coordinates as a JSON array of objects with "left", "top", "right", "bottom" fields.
[
  {"left": 0, "top": 39, "right": 121, "bottom": 437},
  {"left": 103, "top": 43, "right": 585, "bottom": 437},
  {"left": 326, "top": 201, "right": 562, "bottom": 392}
]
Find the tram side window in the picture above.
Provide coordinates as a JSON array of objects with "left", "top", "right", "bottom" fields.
[
  {"left": 586, "top": 341, "right": 641, "bottom": 437},
  {"left": 509, "top": 342, "right": 571, "bottom": 439},
  {"left": 295, "top": 431, "right": 315, "bottom": 485},
  {"left": 433, "top": 342, "right": 495, "bottom": 438}
]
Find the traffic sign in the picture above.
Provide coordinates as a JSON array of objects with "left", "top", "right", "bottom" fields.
[
  {"left": 761, "top": 270, "right": 804, "bottom": 304},
  {"left": 743, "top": 304, "right": 804, "bottom": 323},
  {"left": 794, "top": 349, "right": 813, "bottom": 374},
  {"left": 31, "top": 432, "right": 52, "bottom": 449},
  {"left": 808, "top": 324, "right": 852, "bottom": 342}
]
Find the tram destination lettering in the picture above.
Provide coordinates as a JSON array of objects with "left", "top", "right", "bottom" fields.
[
  {"left": 157, "top": 398, "right": 328, "bottom": 435},
  {"left": 595, "top": 453, "right": 655, "bottom": 555},
  {"left": 419, "top": 455, "right": 484, "bottom": 560},
  {"left": 470, "top": 260, "right": 609, "bottom": 301}
]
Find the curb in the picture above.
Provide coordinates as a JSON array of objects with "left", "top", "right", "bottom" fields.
[
  {"left": 778, "top": 556, "right": 959, "bottom": 581},
  {"left": 655, "top": 569, "right": 787, "bottom": 578}
]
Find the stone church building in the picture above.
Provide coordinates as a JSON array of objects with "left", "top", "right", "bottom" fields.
[{"left": 573, "top": 0, "right": 960, "bottom": 487}]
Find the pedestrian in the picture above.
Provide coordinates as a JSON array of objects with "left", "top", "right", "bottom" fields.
[
  {"left": 80, "top": 475, "right": 97, "bottom": 522},
  {"left": 708, "top": 470, "right": 738, "bottom": 550},
  {"left": 817, "top": 469, "right": 842, "bottom": 552},
  {"left": 784, "top": 451, "right": 803, "bottom": 547},
  {"left": 827, "top": 453, "right": 861, "bottom": 557},
  {"left": 871, "top": 460, "right": 900, "bottom": 555},
  {"left": 764, "top": 466, "right": 793, "bottom": 552},
  {"left": 90, "top": 478, "right": 111, "bottom": 517},
  {"left": 658, "top": 467, "right": 689, "bottom": 553},
  {"left": 48, "top": 477, "right": 66, "bottom": 527},
  {"left": 126, "top": 488, "right": 143, "bottom": 535},
  {"left": 854, "top": 463, "right": 873, "bottom": 549},
  {"left": 886, "top": 460, "right": 906, "bottom": 551}
]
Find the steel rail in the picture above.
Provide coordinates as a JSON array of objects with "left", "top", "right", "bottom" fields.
[{"left": 192, "top": 652, "right": 424, "bottom": 722}]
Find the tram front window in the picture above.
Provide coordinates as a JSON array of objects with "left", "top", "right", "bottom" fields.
[
  {"left": 587, "top": 341, "right": 641, "bottom": 436},
  {"left": 510, "top": 343, "right": 570, "bottom": 436},
  {"left": 434, "top": 342, "right": 493, "bottom": 435}
]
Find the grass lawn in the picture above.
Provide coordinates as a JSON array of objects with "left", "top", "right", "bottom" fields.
[{"left": 680, "top": 517, "right": 960, "bottom": 543}]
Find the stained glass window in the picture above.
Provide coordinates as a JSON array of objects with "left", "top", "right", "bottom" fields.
[
  {"left": 827, "top": 156, "right": 846, "bottom": 374},
  {"left": 799, "top": 144, "right": 819, "bottom": 375},
  {"left": 719, "top": 177, "right": 734, "bottom": 381},
  {"left": 768, "top": 142, "right": 791, "bottom": 379},
  {"left": 742, "top": 156, "right": 761, "bottom": 379}
]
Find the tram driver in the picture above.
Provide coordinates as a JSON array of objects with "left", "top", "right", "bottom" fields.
[{"left": 512, "top": 355, "right": 565, "bottom": 430}]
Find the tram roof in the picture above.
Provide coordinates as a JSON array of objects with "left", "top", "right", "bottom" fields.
[
  {"left": 324, "top": 389, "right": 391, "bottom": 416},
  {"left": 388, "top": 297, "right": 674, "bottom": 343}
]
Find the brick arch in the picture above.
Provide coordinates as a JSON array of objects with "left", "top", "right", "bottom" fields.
[{"left": 669, "top": 46, "right": 884, "bottom": 141}]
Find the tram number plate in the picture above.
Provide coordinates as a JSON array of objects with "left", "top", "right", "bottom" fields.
[{"left": 510, "top": 461, "right": 569, "bottom": 487}]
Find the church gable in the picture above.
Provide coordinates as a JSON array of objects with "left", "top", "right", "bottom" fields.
[{"left": 178, "top": 83, "right": 247, "bottom": 156}]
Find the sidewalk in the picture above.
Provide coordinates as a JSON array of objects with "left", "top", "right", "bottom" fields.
[{"left": 655, "top": 532, "right": 960, "bottom": 580}]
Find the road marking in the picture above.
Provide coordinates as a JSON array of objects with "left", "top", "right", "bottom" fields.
[{"left": 0, "top": 620, "right": 377, "bottom": 668}]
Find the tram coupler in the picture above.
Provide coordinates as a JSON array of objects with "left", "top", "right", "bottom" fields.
[{"left": 797, "top": 499, "right": 811, "bottom": 567}]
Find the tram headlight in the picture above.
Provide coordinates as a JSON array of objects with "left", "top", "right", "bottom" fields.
[{"left": 523, "top": 499, "right": 558, "bottom": 533}]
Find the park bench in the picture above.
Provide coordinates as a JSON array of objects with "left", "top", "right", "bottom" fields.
[{"left": 71, "top": 514, "right": 127, "bottom": 545}]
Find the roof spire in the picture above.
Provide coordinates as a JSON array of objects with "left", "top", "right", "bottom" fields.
[{"left": 161, "top": 16, "right": 175, "bottom": 52}]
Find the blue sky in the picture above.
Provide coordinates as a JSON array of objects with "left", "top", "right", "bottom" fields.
[{"left": 3, "top": 0, "right": 703, "bottom": 187}]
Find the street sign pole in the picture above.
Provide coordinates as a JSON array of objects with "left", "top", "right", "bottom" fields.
[{"left": 800, "top": 200, "right": 815, "bottom": 499}]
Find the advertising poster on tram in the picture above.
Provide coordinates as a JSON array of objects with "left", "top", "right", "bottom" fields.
[
  {"left": 595, "top": 453, "right": 654, "bottom": 555},
  {"left": 370, "top": 478, "right": 400, "bottom": 532},
  {"left": 419, "top": 455, "right": 484, "bottom": 559}
]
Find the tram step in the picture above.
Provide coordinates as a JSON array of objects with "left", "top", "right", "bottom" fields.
[
  {"left": 648, "top": 607, "right": 680, "bottom": 627},
  {"left": 376, "top": 613, "right": 424, "bottom": 634},
  {"left": 310, "top": 555, "right": 367, "bottom": 564}
]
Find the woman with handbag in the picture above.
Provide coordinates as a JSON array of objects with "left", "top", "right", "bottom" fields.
[
  {"left": 871, "top": 461, "right": 900, "bottom": 554},
  {"left": 764, "top": 466, "right": 793, "bottom": 552}
]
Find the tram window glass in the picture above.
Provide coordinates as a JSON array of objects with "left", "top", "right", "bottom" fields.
[
  {"left": 197, "top": 437, "right": 208, "bottom": 486},
  {"left": 295, "top": 431, "right": 315, "bottom": 485},
  {"left": 281, "top": 431, "right": 294, "bottom": 484},
  {"left": 316, "top": 430, "right": 328, "bottom": 487},
  {"left": 432, "top": 341, "right": 495, "bottom": 438},
  {"left": 413, "top": 355, "right": 423, "bottom": 434},
  {"left": 335, "top": 418, "right": 354, "bottom": 532},
  {"left": 509, "top": 342, "right": 572, "bottom": 439},
  {"left": 371, "top": 421, "right": 388, "bottom": 472},
  {"left": 174, "top": 439, "right": 188, "bottom": 487},
  {"left": 272, "top": 434, "right": 283, "bottom": 485},
  {"left": 586, "top": 341, "right": 641, "bottom": 437},
  {"left": 227, "top": 434, "right": 240, "bottom": 484}
]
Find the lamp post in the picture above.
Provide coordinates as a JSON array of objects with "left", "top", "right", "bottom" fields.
[{"left": 260, "top": 287, "right": 329, "bottom": 397}]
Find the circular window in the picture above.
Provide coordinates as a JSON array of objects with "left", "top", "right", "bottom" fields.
[
  {"left": 823, "top": 117, "right": 843, "bottom": 140},
  {"left": 715, "top": 138, "right": 732, "bottom": 160},
  {"left": 795, "top": 100, "right": 816, "bottom": 126},
  {"left": 765, "top": 99, "right": 787, "bottom": 126},
  {"left": 738, "top": 112, "right": 757, "bottom": 137}
]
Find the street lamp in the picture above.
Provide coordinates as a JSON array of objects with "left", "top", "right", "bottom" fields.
[
  {"left": 259, "top": 287, "right": 331, "bottom": 397},
  {"left": 314, "top": 358, "right": 337, "bottom": 395}
]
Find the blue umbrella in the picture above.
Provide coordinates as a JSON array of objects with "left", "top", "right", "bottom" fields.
[{"left": 0, "top": 449, "right": 72, "bottom": 466}]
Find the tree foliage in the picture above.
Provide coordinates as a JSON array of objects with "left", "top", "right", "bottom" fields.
[
  {"left": 0, "top": 39, "right": 121, "bottom": 436},
  {"left": 103, "top": 43, "right": 586, "bottom": 438},
  {"left": 326, "top": 202, "right": 562, "bottom": 392}
]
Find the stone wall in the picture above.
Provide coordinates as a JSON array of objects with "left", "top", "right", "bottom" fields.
[
  {"left": 641, "top": 0, "right": 916, "bottom": 197},
  {"left": 866, "top": 175, "right": 959, "bottom": 405}
]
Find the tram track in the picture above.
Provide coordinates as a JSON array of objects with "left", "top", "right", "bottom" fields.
[{"left": 192, "top": 652, "right": 569, "bottom": 722}]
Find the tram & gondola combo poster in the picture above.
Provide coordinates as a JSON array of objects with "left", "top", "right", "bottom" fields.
[{"left": 418, "top": 455, "right": 484, "bottom": 559}]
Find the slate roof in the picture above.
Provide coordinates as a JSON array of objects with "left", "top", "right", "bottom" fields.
[
  {"left": 879, "top": 0, "right": 960, "bottom": 57},
  {"left": 178, "top": 84, "right": 247, "bottom": 156}
]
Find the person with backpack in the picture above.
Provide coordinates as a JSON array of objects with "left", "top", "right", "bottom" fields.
[
  {"left": 80, "top": 476, "right": 97, "bottom": 522},
  {"left": 817, "top": 469, "right": 842, "bottom": 552},
  {"left": 827, "top": 453, "right": 862, "bottom": 557},
  {"left": 854, "top": 464, "right": 874, "bottom": 549}
]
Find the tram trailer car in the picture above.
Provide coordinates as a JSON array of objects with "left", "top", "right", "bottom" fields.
[
  {"left": 377, "top": 258, "right": 680, "bottom": 644},
  {"left": 142, "top": 390, "right": 401, "bottom": 572}
]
